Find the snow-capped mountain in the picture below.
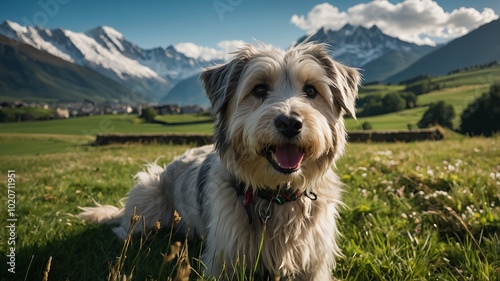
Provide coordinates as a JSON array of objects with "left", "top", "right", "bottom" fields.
[
  {"left": 299, "top": 24, "right": 435, "bottom": 82},
  {"left": 0, "top": 20, "right": 217, "bottom": 100},
  {"left": 0, "top": 20, "right": 439, "bottom": 103},
  {"left": 0, "top": 34, "right": 143, "bottom": 102}
]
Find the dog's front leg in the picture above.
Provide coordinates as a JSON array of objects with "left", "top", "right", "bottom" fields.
[{"left": 200, "top": 233, "right": 230, "bottom": 279}]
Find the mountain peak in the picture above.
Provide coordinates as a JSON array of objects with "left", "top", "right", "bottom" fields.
[
  {"left": 369, "top": 24, "right": 382, "bottom": 33},
  {"left": 339, "top": 23, "right": 355, "bottom": 31},
  {"left": 297, "top": 21, "right": 435, "bottom": 80},
  {"left": 1, "top": 20, "right": 27, "bottom": 34},
  {"left": 2, "top": 20, "right": 16, "bottom": 27},
  {"left": 86, "top": 25, "right": 123, "bottom": 39}
]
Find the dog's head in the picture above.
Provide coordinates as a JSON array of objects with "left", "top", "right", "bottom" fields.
[{"left": 200, "top": 43, "right": 360, "bottom": 191}]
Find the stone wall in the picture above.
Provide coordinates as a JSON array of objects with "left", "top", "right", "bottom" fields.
[
  {"left": 94, "top": 134, "right": 213, "bottom": 146},
  {"left": 94, "top": 128, "right": 444, "bottom": 146},
  {"left": 347, "top": 128, "right": 444, "bottom": 142}
]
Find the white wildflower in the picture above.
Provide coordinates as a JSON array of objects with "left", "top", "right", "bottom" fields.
[
  {"left": 388, "top": 160, "right": 398, "bottom": 166},
  {"left": 427, "top": 169, "right": 434, "bottom": 177},
  {"left": 375, "top": 150, "right": 393, "bottom": 156}
]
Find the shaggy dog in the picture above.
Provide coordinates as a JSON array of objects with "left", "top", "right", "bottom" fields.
[{"left": 79, "top": 42, "right": 360, "bottom": 280}]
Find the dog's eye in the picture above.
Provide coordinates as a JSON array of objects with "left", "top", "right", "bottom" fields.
[
  {"left": 303, "top": 85, "right": 318, "bottom": 99},
  {"left": 252, "top": 84, "right": 269, "bottom": 99}
]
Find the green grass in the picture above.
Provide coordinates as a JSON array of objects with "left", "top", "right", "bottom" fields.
[
  {"left": 417, "top": 85, "right": 489, "bottom": 109},
  {"left": 0, "top": 114, "right": 214, "bottom": 135},
  {"left": 0, "top": 133, "right": 498, "bottom": 280},
  {"left": 0, "top": 134, "right": 93, "bottom": 156},
  {"left": 351, "top": 64, "right": 500, "bottom": 130},
  {"left": 346, "top": 107, "right": 428, "bottom": 130},
  {"left": 359, "top": 84, "right": 405, "bottom": 96},
  {"left": 155, "top": 114, "right": 213, "bottom": 123},
  {"left": 433, "top": 65, "right": 500, "bottom": 87},
  {"left": 347, "top": 82, "right": 490, "bottom": 130}
]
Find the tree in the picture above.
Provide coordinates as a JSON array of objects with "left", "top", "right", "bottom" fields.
[
  {"left": 361, "top": 121, "right": 372, "bottom": 130},
  {"left": 140, "top": 107, "right": 157, "bottom": 123},
  {"left": 417, "top": 101, "right": 455, "bottom": 129},
  {"left": 359, "top": 94, "right": 384, "bottom": 116},
  {"left": 405, "top": 77, "right": 441, "bottom": 95},
  {"left": 359, "top": 93, "right": 407, "bottom": 116},
  {"left": 460, "top": 83, "right": 500, "bottom": 136},
  {"left": 400, "top": 92, "right": 417, "bottom": 108},
  {"left": 381, "top": 93, "right": 406, "bottom": 113}
]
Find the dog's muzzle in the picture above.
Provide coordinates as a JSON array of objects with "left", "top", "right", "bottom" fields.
[{"left": 262, "top": 114, "right": 306, "bottom": 174}]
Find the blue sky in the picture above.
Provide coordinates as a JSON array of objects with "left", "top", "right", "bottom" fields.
[{"left": 1, "top": 0, "right": 499, "bottom": 54}]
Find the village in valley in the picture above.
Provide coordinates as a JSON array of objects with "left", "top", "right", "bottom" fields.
[{"left": 0, "top": 100, "right": 205, "bottom": 121}]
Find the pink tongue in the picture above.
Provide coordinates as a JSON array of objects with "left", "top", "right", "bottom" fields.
[{"left": 274, "top": 144, "right": 304, "bottom": 170}]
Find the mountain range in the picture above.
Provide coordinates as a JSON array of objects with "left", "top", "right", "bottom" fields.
[
  {"left": 386, "top": 18, "right": 500, "bottom": 83},
  {"left": 0, "top": 34, "right": 142, "bottom": 102},
  {"left": 0, "top": 20, "right": 218, "bottom": 101},
  {"left": 0, "top": 19, "right": 499, "bottom": 104},
  {"left": 160, "top": 74, "right": 209, "bottom": 107},
  {"left": 159, "top": 19, "right": 500, "bottom": 107},
  {"left": 297, "top": 24, "right": 435, "bottom": 82}
]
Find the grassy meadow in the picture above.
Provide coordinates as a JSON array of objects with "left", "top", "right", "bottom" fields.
[
  {"left": 0, "top": 114, "right": 214, "bottom": 136},
  {"left": 0, "top": 133, "right": 498, "bottom": 280},
  {"left": 350, "top": 64, "right": 500, "bottom": 130},
  {"left": 0, "top": 65, "right": 499, "bottom": 280}
]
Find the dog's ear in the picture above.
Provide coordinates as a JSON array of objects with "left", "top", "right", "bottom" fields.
[
  {"left": 199, "top": 63, "right": 232, "bottom": 115},
  {"left": 331, "top": 61, "right": 360, "bottom": 118},
  {"left": 200, "top": 46, "right": 253, "bottom": 115},
  {"left": 305, "top": 44, "right": 360, "bottom": 118}
]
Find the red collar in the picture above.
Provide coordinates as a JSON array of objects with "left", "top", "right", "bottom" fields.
[{"left": 235, "top": 182, "right": 317, "bottom": 224}]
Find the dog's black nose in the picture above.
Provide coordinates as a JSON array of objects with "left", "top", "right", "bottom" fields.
[{"left": 275, "top": 114, "right": 303, "bottom": 138}]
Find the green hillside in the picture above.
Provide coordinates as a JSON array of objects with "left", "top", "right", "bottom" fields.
[
  {"left": 0, "top": 114, "right": 213, "bottom": 135},
  {"left": 352, "top": 64, "right": 500, "bottom": 130},
  {"left": 1, "top": 64, "right": 498, "bottom": 134},
  {"left": 387, "top": 19, "right": 500, "bottom": 83},
  {"left": 346, "top": 107, "right": 427, "bottom": 130}
]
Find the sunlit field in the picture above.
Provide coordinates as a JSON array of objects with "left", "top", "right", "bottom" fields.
[{"left": 0, "top": 133, "right": 498, "bottom": 280}]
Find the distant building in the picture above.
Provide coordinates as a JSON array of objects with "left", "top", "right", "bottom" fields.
[
  {"left": 56, "top": 108, "right": 70, "bottom": 119},
  {"left": 152, "top": 105, "right": 181, "bottom": 115},
  {"left": 181, "top": 105, "right": 203, "bottom": 114}
]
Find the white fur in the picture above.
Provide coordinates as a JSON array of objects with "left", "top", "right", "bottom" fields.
[{"left": 78, "top": 42, "right": 359, "bottom": 280}]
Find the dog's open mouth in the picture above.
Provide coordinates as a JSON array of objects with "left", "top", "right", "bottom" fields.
[{"left": 264, "top": 143, "right": 305, "bottom": 174}]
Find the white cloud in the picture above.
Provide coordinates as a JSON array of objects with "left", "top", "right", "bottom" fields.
[
  {"left": 173, "top": 42, "right": 216, "bottom": 61},
  {"left": 290, "top": 0, "right": 499, "bottom": 46},
  {"left": 290, "top": 3, "right": 348, "bottom": 32},
  {"left": 174, "top": 40, "right": 246, "bottom": 61},
  {"left": 217, "top": 40, "right": 246, "bottom": 55}
]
